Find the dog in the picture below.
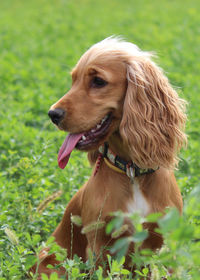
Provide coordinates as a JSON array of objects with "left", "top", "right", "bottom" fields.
[{"left": 31, "top": 37, "right": 187, "bottom": 278}]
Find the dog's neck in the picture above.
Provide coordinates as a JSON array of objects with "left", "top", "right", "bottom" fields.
[
  {"left": 107, "top": 131, "right": 131, "bottom": 161},
  {"left": 87, "top": 131, "right": 131, "bottom": 166}
]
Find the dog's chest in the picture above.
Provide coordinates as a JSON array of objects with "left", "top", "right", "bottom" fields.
[{"left": 127, "top": 181, "right": 150, "bottom": 217}]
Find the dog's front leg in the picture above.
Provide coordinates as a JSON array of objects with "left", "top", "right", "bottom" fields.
[{"left": 30, "top": 186, "right": 87, "bottom": 279}]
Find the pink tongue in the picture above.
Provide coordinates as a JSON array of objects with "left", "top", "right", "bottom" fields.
[{"left": 58, "top": 133, "right": 84, "bottom": 169}]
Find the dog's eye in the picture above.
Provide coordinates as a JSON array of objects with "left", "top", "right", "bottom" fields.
[{"left": 91, "top": 77, "right": 108, "bottom": 88}]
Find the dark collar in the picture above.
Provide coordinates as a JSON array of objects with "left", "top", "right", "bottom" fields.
[{"left": 98, "top": 143, "right": 158, "bottom": 182}]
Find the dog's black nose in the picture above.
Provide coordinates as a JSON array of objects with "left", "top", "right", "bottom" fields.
[{"left": 48, "top": 108, "right": 65, "bottom": 125}]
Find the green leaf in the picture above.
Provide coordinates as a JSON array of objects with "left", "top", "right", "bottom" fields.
[
  {"left": 142, "top": 267, "right": 149, "bottom": 275},
  {"left": 146, "top": 212, "right": 162, "bottom": 223},
  {"left": 41, "top": 274, "right": 49, "bottom": 280},
  {"left": 158, "top": 208, "right": 180, "bottom": 234},
  {"left": 132, "top": 230, "right": 148, "bottom": 243},
  {"left": 106, "top": 216, "right": 124, "bottom": 234},
  {"left": 110, "top": 237, "right": 130, "bottom": 260},
  {"left": 24, "top": 255, "right": 37, "bottom": 269},
  {"left": 121, "top": 268, "right": 130, "bottom": 275},
  {"left": 49, "top": 272, "right": 59, "bottom": 280}
]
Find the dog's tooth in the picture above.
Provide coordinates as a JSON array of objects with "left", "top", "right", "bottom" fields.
[
  {"left": 91, "top": 129, "right": 95, "bottom": 133},
  {"left": 82, "top": 135, "right": 86, "bottom": 140},
  {"left": 97, "top": 124, "right": 101, "bottom": 129}
]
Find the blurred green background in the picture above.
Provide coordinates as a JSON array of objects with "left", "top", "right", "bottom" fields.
[{"left": 0, "top": 0, "right": 200, "bottom": 279}]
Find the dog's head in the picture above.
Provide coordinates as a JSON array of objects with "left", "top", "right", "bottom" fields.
[{"left": 48, "top": 37, "right": 187, "bottom": 169}]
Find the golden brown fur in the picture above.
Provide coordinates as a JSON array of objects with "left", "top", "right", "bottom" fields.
[{"left": 31, "top": 37, "right": 186, "bottom": 278}]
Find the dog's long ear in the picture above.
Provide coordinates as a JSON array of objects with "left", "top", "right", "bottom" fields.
[{"left": 120, "top": 57, "right": 187, "bottom": 169}]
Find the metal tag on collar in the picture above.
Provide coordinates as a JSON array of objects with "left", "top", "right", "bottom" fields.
[
  {"left": 127, "top": 165, "right": 135, "bottom": 183},
  {"left": 130, "top": 167, "right": 135, "bottom": 183}
]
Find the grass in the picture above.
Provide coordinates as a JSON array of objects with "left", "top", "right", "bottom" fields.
[{"left": 0, "top": 0, "right": 200, "bottom": 279}]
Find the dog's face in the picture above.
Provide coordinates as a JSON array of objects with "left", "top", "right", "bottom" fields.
[
  {"left": 49, "top": 51, "right": 127, "bottom": 151},
  {"left": 48, "top": 37, "right": 186, "bottom": 169}
]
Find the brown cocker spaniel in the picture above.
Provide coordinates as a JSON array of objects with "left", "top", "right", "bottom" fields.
[{"left": 31, "top": 37, "right": 187, "bottom": 278}]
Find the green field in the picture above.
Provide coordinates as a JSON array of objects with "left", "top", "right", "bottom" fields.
[{"left": 0, "top": 0, "right": 200, "bottom": 279}]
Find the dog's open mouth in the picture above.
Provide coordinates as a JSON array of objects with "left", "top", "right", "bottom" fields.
[{"left": 58, "top": 113, "right": 112, "bottom": 169}]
